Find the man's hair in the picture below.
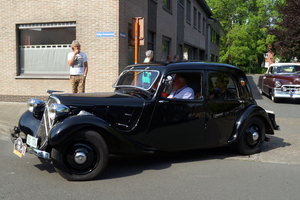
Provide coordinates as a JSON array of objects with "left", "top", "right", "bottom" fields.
[
  {"left": 216, "top": 75, "right": 229, "bottom": 85},
  {"left": 145, "top": 50, "right": 153, "bottom": 57},
  {"left": 178, "top": 73, "right": 189, "bottom": 84},
  {"left": 71, "top": 40, "right": 81, "bottom": 49}
]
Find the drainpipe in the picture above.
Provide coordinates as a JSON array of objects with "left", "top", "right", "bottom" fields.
[{"left": 206, "top": 18, "right": 215, "bottom": 62}]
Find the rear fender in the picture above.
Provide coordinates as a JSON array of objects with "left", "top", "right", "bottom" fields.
[{"left": 228, "top": 105, "right": 275, "bottom": 143}]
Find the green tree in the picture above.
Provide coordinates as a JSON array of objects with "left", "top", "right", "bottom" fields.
[
  {"left": 206, "top": 0, "right": 282, "bottom": 68},
  {"left": 268, "top": 0, "right": 300, "bottom": 61}
]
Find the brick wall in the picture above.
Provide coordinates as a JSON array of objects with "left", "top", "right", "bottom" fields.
[
  {"left": 0, "top": 0, "right": 220, "bottom": 102},
  {"left": 1, "top": 0, "right": 122, "bottom": 102}
]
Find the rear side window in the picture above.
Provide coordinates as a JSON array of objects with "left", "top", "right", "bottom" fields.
[{"left": 208, "top": 72, "right": 238, "bottom": 100}]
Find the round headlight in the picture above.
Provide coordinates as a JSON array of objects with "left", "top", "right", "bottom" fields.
[
  {"left": 275, "top": 81, "right": 282, "bottom": 87},
  {"left": 27, "top": 98, "right": 45, "bottom": 113},
  {"left": 49, "top": 103, "right": 70, "bottom": 120}
]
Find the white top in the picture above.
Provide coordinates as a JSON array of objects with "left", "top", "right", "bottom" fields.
[
  {"left": 168, "top": 85, "right": 194, "bottom": 99},
  {"left": 68, "top": 52, "right": 88, "bottom": 75}
]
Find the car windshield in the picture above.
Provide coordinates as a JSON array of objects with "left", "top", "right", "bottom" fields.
[
  {"left": 113, "top": 68, "right": 160, "bottom": 91},
  {"left": 273, "top": 65, "right": 300, "bottom": 74}
]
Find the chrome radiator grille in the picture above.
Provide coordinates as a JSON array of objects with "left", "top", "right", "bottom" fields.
[
  {"left": 35, "top": 98, "right": 57, "bottom": 149},
  {"left": 282, "top": 85, "right": 300, "bottom": 92}
]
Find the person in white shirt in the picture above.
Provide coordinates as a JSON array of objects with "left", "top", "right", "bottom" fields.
[
  {"left": 143, "top": 50, "right": 154, "bottom": 63},
  {"left": 68, "top": 40, "right": 88, "bottom": 93},
  {"left": 167, "top": 74, "right": 194, "bottom": 99}
]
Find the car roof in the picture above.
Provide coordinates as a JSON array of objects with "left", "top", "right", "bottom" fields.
[
  {"left": 126, "top": 61, "right": 241, "bottom": 72},
  {"left": 270, "top": 63, "right": 300, "bottom": 67}
]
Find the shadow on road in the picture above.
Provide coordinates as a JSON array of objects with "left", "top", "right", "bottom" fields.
[
  {"left": 97, "top": 136, "right": 290, "bottom": 180},
  {"left": 247, "top": 75, "right": 263, "bottom": 100},
  {"left": 28, "top": 133, "right": 289, "bottom": 181}
]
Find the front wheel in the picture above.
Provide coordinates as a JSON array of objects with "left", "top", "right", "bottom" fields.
[
  {"left": 52, "top": 129, "right": 108, "bottom": 181},
  {"left": 235, "top": 117, "right": 265, "bottom": 155}
]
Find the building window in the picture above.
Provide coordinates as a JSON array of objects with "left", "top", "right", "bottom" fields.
[
  {"left": 186, "top": 0, "right": 191, "bottom": 23},
  {"left": 163, "top": 0, "right": 171, "bottom": 11},
  {"left": 203, "top": 18, "right": 206, "bottom": 35},
  {"left": 193, "top": 7, "right": 197, "bottom": 28},
  {"left": 18, "top": 22, "right": 76, "bottom": 76},
  {"left": 179, "top": 0, "right": 184, "bottom": 6},
  {"left": 148, "top": 31, "right": 155, "bottom": 51},
  {"left": 198, "top": 12, "right": 202, "bottom": 32},
  {"left": 162, "top": 37, "right": 171, "bottom": 61}
]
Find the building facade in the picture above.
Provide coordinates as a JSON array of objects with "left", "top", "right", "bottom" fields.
[{"left": 1, "top": 0, "right": 223, "bottom": 102}]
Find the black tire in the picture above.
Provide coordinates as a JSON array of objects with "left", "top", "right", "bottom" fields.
[
  {"left": 52, "top": 129, "right": 108, "bottom": 181},
  {"left": 270, "top": 94, "right": 278, "bottom": 103},
  {"left": 236, "top": 117, "right": 265, "bottom": 155}
]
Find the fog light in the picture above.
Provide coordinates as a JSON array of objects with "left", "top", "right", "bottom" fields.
[{"left": 282, "top": 86, "right": 287, "bottom": 92}]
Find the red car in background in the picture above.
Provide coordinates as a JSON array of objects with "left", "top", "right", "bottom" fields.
[{"left": 258, "top": 63, "right": 300, "bottom": 102}]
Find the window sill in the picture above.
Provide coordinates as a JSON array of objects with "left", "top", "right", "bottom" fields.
[
  {"left": 15, "top": 74, "right": 70, "bottom": 79},
  {"left": 163, "top": 7, "right": 173, "bottom": 14}
]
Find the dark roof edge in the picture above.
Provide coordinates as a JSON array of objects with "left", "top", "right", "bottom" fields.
[{"left": 197, "top": 0, "right": 213, "bottom": 17}]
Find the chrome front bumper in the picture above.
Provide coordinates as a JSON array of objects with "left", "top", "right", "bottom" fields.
[
  {"left": 274, "top": 87, "right": 300, "bottom": 98},
  {"left": 11, "top": 126, "right": 51, "bottom": 160}
]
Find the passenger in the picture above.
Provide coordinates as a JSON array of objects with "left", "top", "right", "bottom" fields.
[
  {"left": 167, "top": 74, "right": 194, "bottom": 99},
  {"left": 212, "top": 75, "right": 235, "bottom": 99}
]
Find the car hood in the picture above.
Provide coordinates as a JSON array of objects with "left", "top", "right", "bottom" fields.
[
  {"left": 53, "top": 92, "right": 144, "bottom": 106},
  {"left": 52, "top": 92, "right": 145, "bottom": 131},
  {"left": 272, "top": 74, "right": 300, "bottom": 84}
]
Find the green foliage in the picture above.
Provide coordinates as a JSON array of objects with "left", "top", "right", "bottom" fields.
[
  {"left": 268, "top": 0, "right": 300, "bottom": 60},
  {"left": 206, "top": 0, "right": 282, "bottom": 68},
  {"left": 240, "top": 66, "right": 267, "bottom": 74}
]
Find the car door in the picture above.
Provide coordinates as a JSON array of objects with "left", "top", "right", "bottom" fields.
[
  {"left": 261, "top": 66, "right": 274, "bottom": 93},
  {"left": 205, "top": 71, "right": 243, "bottom": 146},
  {"left": 147, "top": 71, "right": 206, "bottom": 151}
]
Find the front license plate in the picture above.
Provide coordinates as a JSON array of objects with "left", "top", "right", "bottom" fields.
[
  {"left": 13, "top": 137, "right": 27, "bottom": 158},
  {"left": 26, "top": 134, "right": 38, "bottom": 148}
]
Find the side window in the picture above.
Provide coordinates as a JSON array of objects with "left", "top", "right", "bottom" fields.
[
  {"left": 208, "top": 72, "right": 238, "bottom": 100},
  {"left": 162, "top": 72, "right": 202, "bottom": 100},
  {"left": 269, "top": 67, "right": 274, "bottom": 74}
]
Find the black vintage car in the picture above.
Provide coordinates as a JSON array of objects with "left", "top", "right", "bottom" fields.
[{"left": 11, "top": 62, "right": 279, "bottom": 181}]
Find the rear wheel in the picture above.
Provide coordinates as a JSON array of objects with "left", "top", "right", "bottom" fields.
[
  {"left": 236, "top": 117, "right": 265, "bottom": 155},
  {"left": 52, "top": 129, "right": 108, "bottom": 181}
]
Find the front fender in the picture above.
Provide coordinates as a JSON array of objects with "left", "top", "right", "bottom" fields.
[
  {"left": 49, "top": 115, "right": 115, "bottom": 146},
  {"left": 19, "top": 111, "right": 41, "bottom": 136},
  {"left": 49, "top": 115, "right": 148, "bottom": 153},
  {"left": 228, "top": 105, "right": 274, "bottom": 143}
]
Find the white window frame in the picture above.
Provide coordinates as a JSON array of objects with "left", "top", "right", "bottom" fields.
[{"left": 17, "top": 22, "right": 76, "bottom": 79}]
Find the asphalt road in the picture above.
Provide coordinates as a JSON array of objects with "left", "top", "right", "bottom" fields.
[{"left": 0, "top": 74, "right": 300, "bottom": 199}]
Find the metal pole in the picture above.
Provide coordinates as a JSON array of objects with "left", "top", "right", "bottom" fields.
[{"left": 134, "top": 18, "right": 139, "bottom": 64}]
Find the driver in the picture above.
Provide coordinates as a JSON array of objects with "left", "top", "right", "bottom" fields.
[{"left": 167, "top": 74, "right": 194, "bottom": 99}]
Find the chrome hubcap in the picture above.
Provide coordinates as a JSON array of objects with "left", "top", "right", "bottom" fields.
[
  {"left": 252, "top": 131, "right": 259, "bottom": 141},
  {"left": 74, "top": 151, "right": 87, "bottom": 164}
]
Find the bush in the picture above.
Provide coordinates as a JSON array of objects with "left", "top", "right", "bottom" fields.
[{"left": 240, "top": 66, "right": 267, "bottom": 74}]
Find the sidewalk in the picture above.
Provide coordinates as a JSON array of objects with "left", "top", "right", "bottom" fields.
[{"left": 0, "top": 102, "right": 27, "bottom": 135}]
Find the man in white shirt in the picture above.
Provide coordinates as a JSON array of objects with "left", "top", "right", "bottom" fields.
[
  {"left": 167, "top": 74, "right": 194, "bottom": 99},
  {"left": 68, "top": 40, "right": 88, "bottom": 93}
]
